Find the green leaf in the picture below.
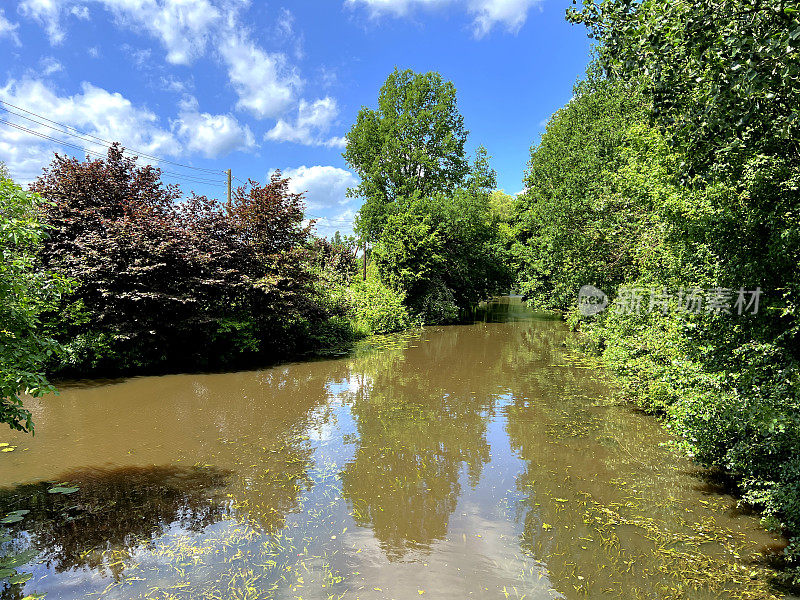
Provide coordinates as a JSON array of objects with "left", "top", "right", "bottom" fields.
[
  {"left": 0, "top": 509, "right": 29, "bottom": 524},
  {"left": 47, "top": 486, "right": 79, "bottom": 494},
  {"left": 8, "top": 572, "right": 33, "bottom": 585},
  {"left": 0, "top": 549, "right": 37, "bottom": 569}
]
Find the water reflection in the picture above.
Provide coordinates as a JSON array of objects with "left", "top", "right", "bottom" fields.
[
  {"left": 0, "top": 299, "right": 793, "bottom": 599},
  {"left": 340, "top": 335, "right": 495, "bottom": 557},
  {"left": 0, "top": 465, "right": 230, "bottom": 598}
]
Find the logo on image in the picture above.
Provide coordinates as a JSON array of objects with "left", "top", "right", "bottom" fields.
[{"left": 578, "top": 285, "right": 609, "bottom": 316}]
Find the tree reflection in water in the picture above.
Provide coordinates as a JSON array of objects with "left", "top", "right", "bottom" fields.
[
  {"left": 0, "top": 299, "right": 788, "bottom": 600},
  {"left": 340, "top": 325, "right": 506, "bottom": 559},
  {"left": 0, "top": 464, "right": 231, "bottom": 598}
]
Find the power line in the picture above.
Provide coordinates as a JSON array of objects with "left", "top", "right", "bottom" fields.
[
  {"left": 0, "top": 106, "right": 222, "bottom": 184},
  {"left": 1, "top": 118, "right": 114, "bottom": 159},
  {"left": 0, "top": 98, "right": 225, "bottom": 175},
  {"left": 0, "top": 101, "right": 353, "bottom": 206},
  {"left": 0, "top": 119, "right": 226, "bottom": 188},
  {"left": 1, "top": 106, "right": 131, "bottom": 161},
  {"left": 306, "top": 218, "right": 356, "bottom": 225}
]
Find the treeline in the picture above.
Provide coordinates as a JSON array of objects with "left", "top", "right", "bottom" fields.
[{"left": 510, "top": 0, "right": 800, "bottom": 583}]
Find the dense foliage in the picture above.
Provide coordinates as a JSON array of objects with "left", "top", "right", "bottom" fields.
[
  {"left": 512, "top": 0, "right": 800, "bottom": 581},
  {"left": 512, "top": 74, "right": 656, "bottom": 310},
  {"left": 345, "top": 72, "right": 512, "bottom": 322},
  {"left": 347, "top": 276, "right": 412, "bottom": 336},
  {"left": 344, "top": 68, "right": 469, "bottom": 242},
  {"left": 0, "top": 170, "right": 70, "bottom": 432},
  {"left": 309, "top": 232, "right": 411, "bottom": 336},
  {"left": 30, "top": 146, "right": 345, "bottom": 374}
]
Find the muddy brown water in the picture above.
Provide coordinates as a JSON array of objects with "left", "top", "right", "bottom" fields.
[{"left": 0, "top": 298, "right": 794, "bottom": 600}]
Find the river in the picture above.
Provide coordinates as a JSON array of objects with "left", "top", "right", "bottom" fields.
[{"left": 0, "top": 298, "right": 793, "bottom": 599}]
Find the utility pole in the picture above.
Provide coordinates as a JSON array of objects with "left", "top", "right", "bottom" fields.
[
  {"left": 226, "top": 168, "right": 232, "bottom": 214},
  {"left": 363, "top": 240, "right": 367, "bottom": 281}
]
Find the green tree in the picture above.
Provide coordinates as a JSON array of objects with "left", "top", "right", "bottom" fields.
[
  {"left": 568, "top": 0, "right": 800, "bottom": 340},
  {"left": 0, "top": 173, "right": 70, "bottom": 432},
  {"left": 514, "top": 0, "right": 800, "bottom": 581},
  {"left": 344, "top": 68, "right": 470, "bottom": 241},
  {"left": 373, "top": 177, "right": 512, "bottom": 323},
  {"left": 512, "top": 75, "right": 658, "bottom": 309}
]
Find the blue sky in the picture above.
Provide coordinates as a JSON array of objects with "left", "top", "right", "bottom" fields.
[{"left": 0, "top": 0, "right": 591, "bottom": 236}]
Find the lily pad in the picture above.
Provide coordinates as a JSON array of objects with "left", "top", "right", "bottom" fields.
[
  {"left": 1, "top": 510, "right": 29, "bottom": 524},
  {"left": 0, "top": 519, "right": 20, "bottom": 526},
  {"left": 47, "top": 486, "right": 79, "bottom": 495},
  {"left": 8, "top": 572, "right": 33, "bottom": 585},
  {"left": 0, "top": 549, "right": 37, "bottom": 569}
]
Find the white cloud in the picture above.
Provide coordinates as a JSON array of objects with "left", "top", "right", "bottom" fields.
[
  {"left": 281, "top": 165, "right": 358, "bottom": 212},
  {"left": 345, "top": 0, "right": 448, "bottom": 17},
  {"left": 39, "top": 56, "right": 63, "bottom": 75},
  {"left": 311, "top": 207, "right": 357, "bottom": 238},
  {"left": 18, "top": 0, "right": 64, "bottom": 43},
  {"left": 219, "top": 35, "right": 301, "bottom": 119},
  {"left": 17, "top": 1, "right": 304, "bottom": 121},
  {"left": 470, "top": 0, "right": 540, "bottom": 37},
  {"left": 0, "top": 78, "right": 182, "bottom": 182},
  {"left": 0, "top": 9, "right": 21, "bottom": 45},
  {"left": 69, "top": 4, "right": 88, "bottom": 19},
  {"left": 160, "top": 75, "right": 192, "bottom": 94},
  {"left": 300, "top": 208, "right": 357, "bottom": 239},
  {"left": 121, "top": 44, "right": 153, "bottom": 68},
  {"left": 14, "top": 2, "right": 347, "bottom": 158},
  {"left": 20, "top": 0, "right": 223, "bottom": 62},
  {"left": 102, "top": 0, "right": 221, "bottom": 65},
  {"left": 173, "top": 97, "right": 255, "bottom": 158},
  {"left": 19, "top": 0, "right": 221, "bottom": 59},
  {"left": 275, "top": 7, "right": 295, "bottom": 37},
  {"left": 274, "top": 8, "right": 304, "bottom": 60},
  {"left": 266, "top": 97, "right": 345, "bottom": 147},
  {"left": 346, "top": 0, "right": 541, "bottom": 37}
]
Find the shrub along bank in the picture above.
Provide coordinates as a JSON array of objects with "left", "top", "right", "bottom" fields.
[{"left": 512, "top": 0, "right": 800, "bottom": 582}]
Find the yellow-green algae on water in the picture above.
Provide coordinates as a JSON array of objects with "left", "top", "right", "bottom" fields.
[{"left": 0, "top": 297, "right": 795, "bottom": 600}]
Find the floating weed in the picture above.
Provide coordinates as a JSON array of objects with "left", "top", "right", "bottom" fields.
[{"left": 537, "top": 489, "right": 785, "bottom": 600}]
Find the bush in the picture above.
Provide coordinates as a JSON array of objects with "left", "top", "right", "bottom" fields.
[
  {"left": 32, "top": 146, "right": 323, "bottom": 374},
  {"left": 347, "top": 277, "right": 412, "bottom": 335},
  {"left": 580, "top": 303, "right": 800, "bottom": 570},
  {"left": 0, "top": 173, "right": 71, "bottom": 432},
  {"left": 515, "top": 44, "right": 800, "bottom": 579}
]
